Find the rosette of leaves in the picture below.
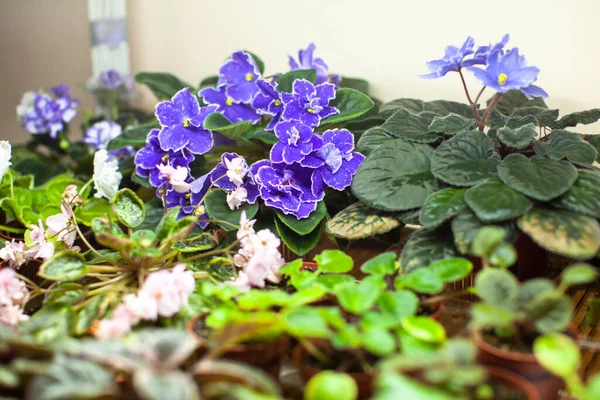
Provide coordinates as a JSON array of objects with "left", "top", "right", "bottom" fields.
[{"left": 349, "top": 90, "right": 600, "bottom": 271}]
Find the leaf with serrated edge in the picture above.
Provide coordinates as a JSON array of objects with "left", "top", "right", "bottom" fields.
[
  {"left": 553, "top": 170, "right": 600, "bottom": 218},
  {"left": 497, "top": 123, "right": 537, "bottom": 149},
  {"left": 382, "top": 109, "right": 440, "bottom": 143}
]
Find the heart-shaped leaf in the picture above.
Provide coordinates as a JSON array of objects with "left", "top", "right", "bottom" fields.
[
  {"left": 39, "top": 251, "right": 88, "bottom": 282},
  {"left": 497, "top": 123, "right": 537, "bottom": 149},
  {"left": 491, "top": 90, "right": 547, "bottom": 116},
  {"left": 277, "top": 69, "right": 316, "bottom": 93},
  {"left": 352, "top": 139, "right": 438, "bottom": 211},
  {"left": 276, "top": 201, "right": 326, "bottom": 235},
  {"left": 135, "top": 72, "right": 192, "bottom": 101},
  {"left": 451, "top": 210, "right": 516, "bottom": 255},
  {"left": 510, "top": 107, "right": 559, "bottom": 127},
  {"left": 534, "top": 130, "right": 598, "bottom": 165},
  {"left": 107, "top": 122, "right": 159, "bottom": 151},
  {"left": 428, "top": 113, "right": 476, "bottom": 135},
  {"left": 401, "top": 316, "right": 446, "bottom": 343},
  {"left": 382, "top": 109, "right": 440, "bottom": 143},
  {"left": 356, "top": 126, "right": 394, "bottom": 155},
  {"left": 423, "top": 100, "right": 473, "bottom": 118},
  {"left": 534, "top": 334, "right": 581, "bottom": 378},
  {"left": 275, "top": 219, "right": 322, "bottom": 256},
  {"left": 326, "top": 202, "right": 401, "bottom": 240},
  {"left": 379, "top": 98, "right": 424, "bottom": 119},
  {"left": 431, "top": 130, "right": 500, "bottom": 186},
  {"left": 399, "top": 228, "right": 457, "bottom": 272},
  {"left": 497, "top": 154, "right": 578, "bottom": 201},
  {"left": 204, "top": 190, "right": 258, "bottom": 231},
  {"left": 203, "top": 113, "right": 254, "bottom": 139},
  {"left": 553, "top": 170, "right": 600, "bottom": 218},
  {"left": 475, "top": 268, "right": 518, "bottom": 306},
  {"left": 112, "top": 188, "right": 145, "bottom": 228},
  {"left": 314, "top": 250, "right": 354, "bottom": 273},
  {"left": 518, "top": 207, "right": 600, "bottom": 259},
  {"left": 321, "top": 88, "right": 374, "bottom": 125},
  {"left": 464, "top": 179, "right": 532, "bottom": 223},
  {"left": 419, "top": 188, "right": 467, "bottom": 229}
]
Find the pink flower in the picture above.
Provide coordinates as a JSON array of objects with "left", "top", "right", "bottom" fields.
[
  {"left": 0, "top": 303, "right": 29, "bottom": 327},
  {"left": 122, "top": 293, "right": 157, "bottom": 322},
  {"left": 156, "top": 164, "right": 191, "bottom": 193},
  {"left": 61, "top": 184, "right": 81, "bottom": 219},
  {"left": 244, "top": 247, "right": 284, "bottom": 287},
  {"left": 229, "top": 271, "right": 251, "bottom": 292},
  {"left": 0, "top": 240, "right": 26, "bottom": 269},
  {"left": 0, "top": 268, "right": 28, "bottom": 306},
  {"left": 24, "top": 219, "right": 55, "bottom": 260},
  {"left": 46, "top": 214, "right": 77, "bottom": 247},
  {"left": 94, "top": 316, "right": 132, "bottom": 340},
  {"left": 139, "top": 264, "right": 195, "bottom": 318}
]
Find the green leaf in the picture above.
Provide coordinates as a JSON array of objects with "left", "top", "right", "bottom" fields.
[
  {"left": 424, "top": 100, "right": 474, "bottom": 118},
  {"left": 314, "top": 249, "right": 353, "bottom": 273},
  {"left": 553, "top": 170, "right": 600, "bottom": 218},
  {"left": 321, "top": 88, "right": 374, "bottom": 125},
  {"left": 587, "top": 374, "right": 600, "bottom": 400},
  {"left": 517, "top": 279, "right": 555, "bottom": 308},
  {"left": 199, "top": 75, "right": 218, "bottom": 88},
  {"left": 378, "top": 290, "right": 419, "bottom": 320},
  {"left": 583, "top": 134, "right": 600, "bottom": 163},
  {"left": 474, "top": 268, "right": 518, "bottom": 306},
  {"left": 337, "top": 281, "right": 383, "bottom": 314},
  {"left": 497, "top": 123, "right": 537, "bottom": 149},
  {"left": 561, "top": 263, "right": 598, "bottom": 286},
  {"left": 381, "top": 109, "right": 440, "bottom": 143},
  {"left": 112, "top": 188, "right": 145, "bottom": 228},
  {"left": 106, "top": 122, "right": 159, "bottom": 151},
  {"left": 451, "top": 210, "right": 484, "bottom": 254},
  {"left": 275, "top": 218, "right": 322, "bottom": 256},
  {"left": 379, "top": 98, "right": 424, "bottom": 119},
  {"left": 529, "top": 292, "right": 572, "bottom": 334},
  {"left": 534, "top": 333, "right": 580, "bottom": 379},
  {"left": 283, "top": 307, "right": 330, "bottom": 338},
  {"left": 45, "top": 175, "right": 84, "bottom": 204},
  {"left": 44, "top": 283, "right": 85, "bottom": 306},
  {"left": 245, "top": 50, "right": 265, "bottom": 74},
  {"left": 240, "top": 129, "right": 278, "bottom": 145},
  {"left": 39, "top": 251, "right": 88, "bottom": 281},
  {"left": 395, "top": 209, "right": 421, "bottom": 225},
  {"left": 396, "top": 268, "right": 444, "bottom": 294},
  {"left": 204, "top": 190, "right": 258, "bottom": 231},
  {"left": 74, "top": 293, "right": 113, "bottom": 335},
  {"left": 470, "top": 303, "right": 515, "bottom": 330},
  {"left": 518, "top": 207, "right": 600, "bottom": 259},
  {"left": 375, "top": 372, "right": 456, "bottom": 400},
  {"left": 356, "top": 126, "right": 394, "bottom": 155},
  {"left": 237, "top": 290, "right": 290, "bottom": 310},
  {"left": 155, "top": 207, "right": 181, "bottom": 241},
  {"left": 326, "top": 202, "right": 401, "bottom": 240},
  {"left": 534, "top": 130, "right": 598, "bottom": 165},
  {"left": 173, "top": 233, "right": 218, "bottom": 253},
  {"left": 464, "top": 179, "right": 532, "bottom": 223},
  {"left": 74, "top": 198, "right": 113, "bottom": 227},
  {"left": 360, "top": 252, "right": 397, "bottom": 276},
  {"left": 498, "top": 154, "right": 578, "bottom": 201},
  {"left": 135, "top": 72, "right": 192, "bottom": 100},
  {"left": 491, "top": 90, "right": 547, "bottom": 116},
  {"left": 399, "top": 229, "right": 457, "bottom": 272},
  {"left": 419, "top": 188, "right": 467, "bottom": 229},
  {"left": 510, "top": 107, "right": 559, "bottom": 127},
  {"left": 133, "top": 369, "right": 199, "bottom": 400},
  {"left": 551, "top": 108, "right": 600, "bottom": 130},
  {"left": 431, "top": 130, "right": 500, "bottom": 186},
  {"left": 305, "top": 371, "right": 359, "bottom": 400},
  {"left": 203, "top": 113, "right": 254, "bottom": 139},
  {"left": 428, "top": 113, "right": 476, "bottom": 135},
  {"left": 276, "top": 69, "right": 316, "bottom": 93},
  {"left": 471, "top": 226, "right": 507, "bottom": 257},
  {"left": 339, "top": 76, "right": 370, "bottom": 94},
  {"left": 362, "top": 327, "right": 397, "bottom": 357},
  {"left": 401, "top": 316, "right": 446, "bottom": 343},
  {"left": 275, "top": 201, "right": 326, "bottom": 235},
  {"left": 352, "top": 139, "right": 438, "bottom": 211},
  {"left": 429, "top": 258, "right": 473, "bottom": 283}
]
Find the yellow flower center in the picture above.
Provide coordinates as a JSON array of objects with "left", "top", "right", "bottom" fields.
[
  {"left": 274, "top": 100, "right": 281, "bottom": 107},
  {"left": 307, "top": 108, "right": 315, "bottom": 114},
  {"left": 161, "top": 154, "right": 169, "bottom": 162},
  {"left": 235, "top": 169, "right": 241, "bottom": 174},
  {"left": 185, "top": 193, "right": 191, "bottom": 199},
  {"left": 183, "top": 117, "right": 191, "bottom": 127},
  {"left": 498, "top": 73, "right": 508, "bottom": 86},
  {"left": 226, "top": 97, "right": 234, "bottom": 106},
  {"left": 245, "top": 73, "right": 254, "bottom": 82}
]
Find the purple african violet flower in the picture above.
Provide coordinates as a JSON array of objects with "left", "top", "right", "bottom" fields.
[
  {"left": 301, "top": 129, "right": 364, "bottom": 193},
  {"left": 289, "top": 43, "right": 330, "bottom": 85},
  {"left": 217, "top": 51, "right": 261, "bottom": 103},
  {"left": 135, "top": 129, "right": 194, "bottom": 187},
  {"left": 108, "top": 146, "right": 136, "bottom": 162},
  {"left": 164, "top": 172, "right": 211, "bottom": 228},
  {"left": 99, "top": 69, "right": 133, "bottom": 90},
  {"left": 468, "top": 48, "right": 548, "bottom": 98},
  {"left": 271, "top": 120, "right": 323, "bottom": 164},
  {"left": 155, "top": 88, "right": 217, "bottom": 154},
  {"left": 84, "top": 120, "right": 122, "bottom": 150},
  {"left": 199, "top": 86, "right": 260, "bottom": 124},
  {"left": 251, "top": 79, "right": 283, "bottom": 130},
  {"left": 252, "top": 160, "right": 324, "bottom": 219},
  {"left": 421, "top": 36, "right": 475, "bottom": 79},
  {"left": 281, "top": 80, "right": 338, "bottom": 128},
  {"left": 210, "top": 152, "right": 259, "bottom": 203},
  {"left": 462, "top": 34, "right": 510, "bottom": 67}
]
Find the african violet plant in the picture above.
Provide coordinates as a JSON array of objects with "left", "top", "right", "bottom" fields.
[{"left": 329, "top": 34, "right": 600, "bottom": 272}]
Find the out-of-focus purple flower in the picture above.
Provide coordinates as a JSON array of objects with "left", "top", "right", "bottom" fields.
[
  {"left": 84, "top": 120, "right": 122, "bottom": 150},
  {"left": 99, "top": 69, "right": 133, "bottom": 90},
  {"left": 271, "top": 120, "right": 323, "bottom": 164},
  {"left": 155, "top": 88, "right": 217, "bottom": 154},
  {"left": 462, "top": 34, "right": 510, "bottom": 67},
  {"left": 421, "top": 36, "right": 475, "bottom": 79},
  {"left": 281, "top": 80, "right": 338, "bottom": 128},
  {"left": 301, "top": 129, "right": 364, "bottom": 192},
  {"left": 252, "top": 160, "right": 324, "bottom": 219},
  {"left": 251, "top": 79, "right": 283, "bottom": 130},
  {"left": 199, "top": 86, "right": 260, "bottom": 124},
  {"left": 217, "top": 50, "right": 261, "bottom": 103},
  {"left": 210, "top": 152, "right": 259, "bottom": 203},
  {"left": 289, "top": 43, "right": 330, "bottom": 85},
  {"left": 135, "top": 129, "right": 194, "bottom": 187},
  {"left": 108, "top": 146, "right": 136, "bottom": 163},
  {"left": 468, "top": 48, "right": 548, "bottom": 98}
]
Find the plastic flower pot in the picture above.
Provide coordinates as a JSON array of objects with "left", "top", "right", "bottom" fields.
[
  {"left": 186, "top": 313, "right": 289, "bottom": 381},
  {"left": 485, "top": 366, "right": 541, "bottom": 400},
  {"left": 473, "top": 326, "right": 578, "bottom": 400}
]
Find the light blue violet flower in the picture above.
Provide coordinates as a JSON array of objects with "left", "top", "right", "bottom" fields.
[{"left": 421, "top": 36, "right": 475, "bottom": 79}]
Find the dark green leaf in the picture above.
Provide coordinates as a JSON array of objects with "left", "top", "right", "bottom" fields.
[
  {"left": 553, "top": 170, "right": 600, "bottom": 218},
  {"left": 534, "top": 130, "right": 598, "bottom": 165},
  {"left": 44, "top": 283, "right": 85, "bottom": 306},
  {"left": 240, "top": 129, "right": 278, "bottom": 145},
  {"left": 199, "top": 75, "right": 218, "bottom": 88},
  {"left": 510, "top": 107, "right": 559, "bottom": 127},
  {"left": 379, "top": 98, "right": 424, "bottom": 119},
  {"left": 106, "top": 122, "right": 159, "bottom": 151},
  {"left": 133, "top": 369, "right": 199, "bottom": 400},
  {"left": 382, "top": 109, "right": 440, "bottom": 143},
  {"left": 583, "top": 134, "right": 600, "bottom": 163},
  {"left": 74, "top": 198, "right": 113, "bottom": 227},
  {"left": 464, "top": 179, "right": 532, "bottom": 223},
  {"left": 356, "top": 126, "right": 394, "bottom": 155},
  {"left": 204, "top": 190, "right": 258, "bottom": 231},
  {"left": 135, "top": 72, "right": 192, "bottom": 100},
  {"left": 529, "top": 293, "right": 572, "bottom": 334},
  {"left": 277, "top": 69, "right": 316, "bottom": 93},
  {"left": 155, "top": 207, "right": 180, "bottom": 241},
  {"left": 112, "top": 188, "right": 145, "bottom": 228},
  {"left": 428, "top": 113, "right": 476, "bottom": 135},
  {"left": 276, "top": 201, "right": 326, "bottom": 235},
  {"left": 517, "top": 279, "right": 554, "bottom": 308},
  {"left": 424, "top": 100, "right": 473, "bottom": 118},
  {"left": 339, "top": 76, "right": 370, "bottom": 94},
  {"left": 491, "top": 90, "right": 547, "bottom": 116},
  {"left": 474, "top": 268, "right": 518, "bottom": 306},
  {"left": 552, "top": 109, "right": 600, "bottom": 130},
  {"left": 39, "top": 251, "right": 88, "bottom": 281},
  {"left": 419, "top": 188, "right": 467, "bottom": 229},
  {"left": 275, "top": 219, "right": 322, "bottom": 256},
  {"left": 203, "top": 113, "right": 254, "bottom": 139},
  {"left": 497, "top": 123, "right": 537, "bottom": 149},
  {"left": 352, "top": 139, "right": 438, "bottom": 211},
  {"left": 245, "top": 50, "right": 265, "bottom": 74},
  {"left": 74, "top": 294, "right": 113, "bottom": 336},
  {"left": 173, "top": 233, "right": 218, "bottom": 253},
  {"left": 321, "top": 88, "right": 374, "bottom": 125},
  {"left": 326, "top": 202, "right": 401, "bottom": 240},
  {"left": 399, "top": 229, "right": 457, "bottom": 273}
]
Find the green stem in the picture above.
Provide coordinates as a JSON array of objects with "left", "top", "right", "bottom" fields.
[
  {"left": 87, "top": 275, "right": 134, "bottom": 297},
  {"left": 87, "top": 273, "right": 131, "bottom": 289},
  {"left": 7, "top": 169, "right": 14, "bottom": 199},
  {"left": 0, "top": 224, "right": 26, "bottom": 234},
  {"left": 421, "top": 288, "right": 474, "bottom": 305},
  {"left": 15, "top": 273, "right": 40, "bottom": 289},
  {"left": 73, "top": 217, "right": 117, "bottom": 265}
]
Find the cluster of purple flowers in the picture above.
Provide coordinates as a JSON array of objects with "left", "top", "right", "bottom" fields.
[
  {"left": 422, "top": 34, "right": 547, "bottom": 98},
  {"left": 83, "top": 120, "right": 136, "bottom": 161},
  {"left": 17, "top": 84, "right": 79, "bottom": 139},
  {"left": 87, "top": 69, "right": 134, "bottom": 92}
]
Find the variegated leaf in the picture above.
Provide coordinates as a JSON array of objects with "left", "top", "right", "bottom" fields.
[{"left": 326, "top": 203, "right": 401, "bottom": 240}]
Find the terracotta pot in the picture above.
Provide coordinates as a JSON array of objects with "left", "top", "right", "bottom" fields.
[
  {"left": 486, "top": 366, "right": 541, "bottom": 400},
  {"left": 474, "top": 326, "right": 578, "bottom": 400},
  {"left": 186, "top": 314, "right": 289, "bottom": 380},
  {"left": 293, "top": 345, "right": 373, "bottom": 400}
]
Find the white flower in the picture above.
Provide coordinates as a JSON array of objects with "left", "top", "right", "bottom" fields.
[
  {"left": 24, "top": 219, "right": 55, "bottom": 260},
  {"left": 0, "top": 141, "right": 12, "bottom": 182},
  {"left": 0, "top": 268, "right": 28, "bottom": 305},
  {"left": 229, "top": 271, "right": 251, "bottom": 292},
  {"left": 237, "top": 211, "right": 256, "bottom": 242},
  {"left": 16, "top": 92, "right": 36, "bottom": 119},
  {"left": 122, "top": 293, "right": 156, "bottom": 322},
  {"left": 225, "top": 156, "right": 248, "bottom": 187},
  {"left": 0, "top": 240, "right": 26, "bottom": 269},
  {"left": 93, "top": 149, "right": 122, "bottom": 200},
  {"left": 156, "top": 164, "right": 191, "bottom": 193},
  {"left": 0, "top": 303, "right": 29, "bottom": 327},
  {"left": 46, "top": 214, "right": 76, "bottom": 247},
  {"left": 226, "top": 186, "right": 248, "bottom": 210}
]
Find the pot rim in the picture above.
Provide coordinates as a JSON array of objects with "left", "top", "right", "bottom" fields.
[{"left": 486, "top": 365, "right": 541, "bottom": 400}]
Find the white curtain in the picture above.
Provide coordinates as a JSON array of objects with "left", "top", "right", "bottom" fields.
[{"left": 87, "top": 0, "right": 130, "bottom": 76}]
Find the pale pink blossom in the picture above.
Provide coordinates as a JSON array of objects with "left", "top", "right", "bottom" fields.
[
  {"left": 61, "top": 184, "right": 81, "bottom": 219},
  {"left": 226, "top": 186, "right": 248, "bottom": 210},
  {"left": 224, "top": 157, "right": 248, "bottom": 187},
  {"left": 0, "top": 268, "right": 28, "bottom": 305},
  {"left": 0, "top": 240, "right": 26, "bottom": 268},
  {"left": 24, "top": 219, "right": 54, "bottom": 260},
  {"left": 140, "top": 264, "right": 194, "bottom": 318},
  {"left": 122, "top": 292, "right": 157, "bottom": 322},
  {"left": 0, "top": 303, "right": 29, "bottom": 327},
  {"left": 245, "top": 247, "right": 284, "bottom": 286},
  {"left": 46, "top": 213, "right": 77, "bottom": 247},
  {"left": 229, "top": 271, "right": 251, "bottom": 292},
  {"left": 94, "top": 316, "right": 132, "bottom": 340},
  {"left": 156, "top": 164, "right": 191, "bottom": 193},
  {"left": 236, "top": 211, "right": 256, "bottom": 242}
]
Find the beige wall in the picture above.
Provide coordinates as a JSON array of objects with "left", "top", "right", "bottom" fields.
[
  {"left": 0, "top": 0, "right": 92, "bottom": 143},
  {"left": 127, "top": 0, "right": 600, "bottom": 133}
]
